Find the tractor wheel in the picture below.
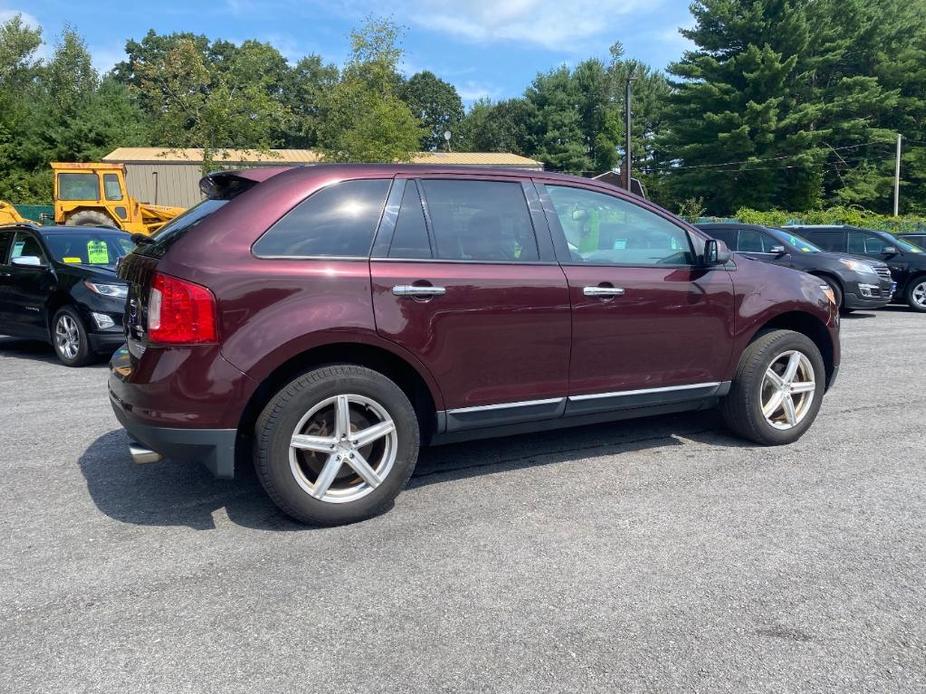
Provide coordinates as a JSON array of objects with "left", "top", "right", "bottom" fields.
[{"left": 65, "top": 210, "right": 116, "bottom": 227}]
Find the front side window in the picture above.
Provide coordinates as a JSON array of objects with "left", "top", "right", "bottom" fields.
[
  {"left": 57, "top": 173, "right": 100, "bottom": 201},
  {"left": 546, "top": 185, "right": 693, "bottom": 266},
  {"left": 848, "top": 231, "right": 892, "bottom": 257},
  {"left": 11, "top": 231, "right": 46, "bottom": 264},
  {"left": 419, "top": 179, "right": 539, "bottom": 262},
  {"left": 254, "top": 179, "right": 391, "bottom": 258},
  {"left": 103, "top": 173, "right": 123, "bottom": 201},
  {"left": 738, "top": 229, "right": 769, "bottom": 253}
]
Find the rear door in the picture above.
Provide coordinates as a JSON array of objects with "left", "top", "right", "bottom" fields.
[
  {"left": 370, "top": 176, "right": 571, "bottom": 432},
  {"left": 538, "top": 182, "right": 734, "bottom": 415},
  {"left": 0, "top": 230, "right": 14, "bottom": 328}
]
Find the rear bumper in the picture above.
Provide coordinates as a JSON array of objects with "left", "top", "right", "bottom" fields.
[{"left": 110, "top": 391, "right": 237, "bottom": 478}]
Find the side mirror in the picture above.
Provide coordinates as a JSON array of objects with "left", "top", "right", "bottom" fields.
[
  {"left": 703, "top": 239, "right": 732, "bottom": 266},
  {"left": 12, "top": 255, "right": 44, "bottom": 268},
  {"left": 769, "top": 244, "right": 787, "bottom": 256},
  {"left": 881, "top": 246, "right": 899, "bottom": 257}
]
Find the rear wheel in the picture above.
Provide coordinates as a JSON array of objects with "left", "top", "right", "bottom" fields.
[
  {"left": 52, "top": 306, "right": 93, "bottom": 367},
  {"left": 720, "top": 329, "right": 825, "bottom": 445},
  {"left": 65, "top": 210, "right": 116, "bottom": 227},
  {"left": 905, "top": 277, "right": 926, "bottom": 312},
  {"left": 254, "top": 365, "right": 420, "bottom": 525}
]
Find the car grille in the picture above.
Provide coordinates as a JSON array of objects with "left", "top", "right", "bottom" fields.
[{"left": 875, "top": 266, "right": 892, "bottom": 281}]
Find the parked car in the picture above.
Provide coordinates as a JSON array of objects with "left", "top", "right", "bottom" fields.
[
  {"left": 900, "top": 233, "right": 926, "bottom": 250},
  {"left": 0, "top": 224, "right": 131, "bottom": 365},
  {"left": 696, "top": 223, "right": 894, "bottom": 312},
  {"left": 111, "top": 165, "right": 840, "bottom": 526},
  {"left": 786, "top": 225, "right": 926, "bottom": 312}
]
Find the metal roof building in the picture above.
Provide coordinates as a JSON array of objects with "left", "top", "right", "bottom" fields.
[{"left": 102, "top": 148, "right": 544, "bottom": 208}]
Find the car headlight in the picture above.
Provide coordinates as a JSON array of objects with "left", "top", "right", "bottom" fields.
[
  {"left": 84, "top": 280, "right": 128, "bottom": 299},
  {"left": 838, "top": 258, "right": 878, "bottom": 275}
]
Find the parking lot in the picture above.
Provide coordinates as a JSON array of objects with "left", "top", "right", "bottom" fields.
[{"left": 1, "top": 308, "right": 924, "bottom": 692}]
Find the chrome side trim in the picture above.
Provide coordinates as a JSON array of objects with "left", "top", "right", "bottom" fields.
[
  {"left": 568, "top": 382, "right": 722, "bottom": 402},
  {"left": 447, "top": 397, "right": 565, "bottom": 415}
]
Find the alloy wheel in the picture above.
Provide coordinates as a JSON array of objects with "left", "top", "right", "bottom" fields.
[
  {"left": 288, "top": 393, "right": 398, "bottom": 504},
  {"left": 912, "top": 280, "right": 926, "bottom": 309},
  {"left": 55, "top": 314, "right": 80, "bottom": 360},
  {"left": 760, "top": 350, "right": 816, "bottom": 430}
]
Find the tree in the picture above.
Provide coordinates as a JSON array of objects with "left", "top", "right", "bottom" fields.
[
  {"left": 317, "top": 18, "right": 423, "bottom": 162},
  {"left": 399, "top": 71, "right": 464, "bottom": 150},
  {"left": 457, "top": 98, "right": 534, "bottom": 154}
]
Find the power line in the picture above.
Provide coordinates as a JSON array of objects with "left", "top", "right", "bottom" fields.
[{"left": 660, "top": 140, "right": 896, "bottom": 171}]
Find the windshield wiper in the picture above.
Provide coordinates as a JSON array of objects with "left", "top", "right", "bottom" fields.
[{"left": 130, "top": 233, "right": 154, "bottom": 245}]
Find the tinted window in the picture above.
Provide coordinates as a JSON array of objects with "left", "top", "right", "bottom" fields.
[
  {"left": 254, "top": 179, "right": 391, "bottom": 258},
  {"left": 702, "top": 228, "right": 736, "bottom": 248},
  {"left": 848, "top": 231, "right": 890, "bottom": 257},
  {"left": 42, "top": 232, "right": 134, "bottom": 265},
  {"left": 11, "top": 232, "right": 46, "bottom": 263},
  {"left": 420, "top": 179, "right": 539, "bottom": 262},
  {"left": 103, "top": 173, "right": 123, "bottom": 201},
  {"left": 738, "top": 229, "right": 768, "bottom": 253},
  {"left": 798, "top": 229, "right": 843, "bottom": 252},
  {"left": 0, "top": 231, "right": 11, "bottom": 264},
  {"left": 389, "top": 182, "right": 431, "bottom": 259},
  {"left": 546, "top": 185, "right": 693, "bottom": 266},
  {"left": 58, "top": 173, "right": 99, "bottom": 201}
]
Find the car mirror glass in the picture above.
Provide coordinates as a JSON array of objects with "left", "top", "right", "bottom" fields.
[
  {"left": 704, "top": 239, "right": 732, "bottom": 265},
  {"left": 12, "top": 255, "right": 44, "bottom": 267}
]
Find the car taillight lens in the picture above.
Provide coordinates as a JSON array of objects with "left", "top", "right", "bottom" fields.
[{"left": 148, "top": 272, "right": 217, "bottom": 344}]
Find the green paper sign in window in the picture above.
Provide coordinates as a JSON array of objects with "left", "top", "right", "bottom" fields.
[{"left": 86, "top": 240, "right": 110, "bottom": 264}]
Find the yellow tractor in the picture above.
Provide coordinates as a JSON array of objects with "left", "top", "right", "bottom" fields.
[{"left": 51, "top": 162, "right": 184, "bottom": 234}]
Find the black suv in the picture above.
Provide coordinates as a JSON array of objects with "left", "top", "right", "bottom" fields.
[
  {"left": 0, "top": 224, "right": 131, "bottom": 365},
  {"left": 697, "top": 223, "right": 893, "bottom": 312},
  {"left": 787, "top": 225, "right": 926, "bottom": 313}
]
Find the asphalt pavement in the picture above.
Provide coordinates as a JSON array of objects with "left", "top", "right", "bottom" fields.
[{"left": 1, "top": 308, "right": 925, "bottom": 692}]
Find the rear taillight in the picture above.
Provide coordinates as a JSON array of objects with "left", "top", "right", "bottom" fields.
[{"left": 148, "top": 272, "right": 217, "bottom": 344}]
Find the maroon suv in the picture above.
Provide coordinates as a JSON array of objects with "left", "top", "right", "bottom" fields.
[{"left": 111, "top": 165, "right": 840, "bottom": 525}]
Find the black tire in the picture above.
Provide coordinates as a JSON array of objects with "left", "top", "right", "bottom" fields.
[
  {"left": 254, "top": 365, "right": 420, "bottom": 526},
  {"left": 720, "top": 329, "right": 826, "bottom": 446},
  {"left": 65, "top": 210, "right": 116, "bottom": 227},
  {"left": 904, "top": 276, "right": 926, "bottom": 313},
  {"left": 51, "top": 306, "right": 93, "bottom": 367}
]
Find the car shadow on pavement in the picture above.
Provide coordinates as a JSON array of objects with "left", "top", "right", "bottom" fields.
[
  {"left": 0, "top": 336, "right": 111, "bottom": 366},
  {"left": 78, "top": 410, "right": 750, "bottom": 531}
]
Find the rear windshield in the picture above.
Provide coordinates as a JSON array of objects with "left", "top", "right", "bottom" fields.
[
  {"left": 42, "top": 231, "right": 135, "bottom": 266},
  {"left": 140, "top": 199, "right": 229, "bottom": 258}
]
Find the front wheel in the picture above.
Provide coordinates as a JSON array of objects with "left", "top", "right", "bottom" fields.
[
  {"left": 52, "top": 307, "right": 93, "bottom": 367},
  {"left": 254, "top": 365, "right": 420, "bottom": 526},
  {"left": 905, "top": 277, "right": 926, "bottom": 313},
  {"left": 720, "top": 329, "right": 825, "bottom": 445}
]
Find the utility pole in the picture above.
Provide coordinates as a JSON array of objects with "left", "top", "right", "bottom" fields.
[
  {"left": 624, "top": 71, "right": 636, "bottom": 192},
  {"left": 894, "top": 133, "right": 902, "bottom": 217}
]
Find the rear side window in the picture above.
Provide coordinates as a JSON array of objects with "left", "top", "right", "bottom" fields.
[
  {"left": 704, "top": 228, "right": 736, "bottom": 248},
  {"left": 254, "top": 179, "right": 391, "bottom": 258},
  {"left": 419, "top": 179, "right": 539, "bottom": 262},
  {"left": 389, "top": 182, "right": 431, "bottom": 259},
  {"left": 800, "top": 229, "right": 843, "bottom": 252}
]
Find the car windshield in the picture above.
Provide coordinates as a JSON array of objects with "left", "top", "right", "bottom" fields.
[
  {"left": 771, "top": 228, "right": 821, "bottom": 253},
  {"left": 41, "top": 231, "right": 135, "bottom": 266},
  {"left": 893, "top": 235, "right": 924, "bottom": 254}
]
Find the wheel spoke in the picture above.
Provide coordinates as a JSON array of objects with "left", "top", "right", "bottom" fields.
[
  {"left": 782, "top": 352, "right": 801, "bottom": 383},
  {"left": 334, "top": 395, "right": 351, "bottom": 439},
  {"left": 764, "top": 368, "right": 784, "bottom": 388},
  {"left": 311, "top": 454, "right": 342, "bottom": 499},
  {"left": 762, "top": 390, "right": 784, "bottom": 418},
  {"left": 782, "top": 394, "right": 797, "bottom": 425},
  {"left": 291, "top": 434, "right": 336, "bottom": 453},
  {"left": 351, "top": 419, "right": 395, "bottom": 448},
  {"left": 344, "top": 451, "right": 382, "bottom": 488},
  {"left": 790, "top": 381, "right": 815, "bottom": 394}
]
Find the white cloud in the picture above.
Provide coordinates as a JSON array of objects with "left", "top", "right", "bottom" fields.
[
  {"left": 90, "top": 43, "right": 126, "bottom": 74},
  {"left": 0, "top": 8, "right": 39, "bottom": 28},
  {"left": 455, "top": 80, "right": 502, "bottom": 104},
  {"left": 401, "top": 0, "right": 654, "bottom": 51}
]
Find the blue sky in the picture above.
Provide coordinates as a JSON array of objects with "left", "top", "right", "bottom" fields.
[{"left": 5, "top": 0, "right": 695, "bottom": 104}]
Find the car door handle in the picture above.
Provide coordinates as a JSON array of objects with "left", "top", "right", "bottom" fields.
[
  {"left": 583, "top": 286, "right": 625, "bottom": 297},
  {"left": 392, "top": 285, "right": 446, "bottom": 297}
]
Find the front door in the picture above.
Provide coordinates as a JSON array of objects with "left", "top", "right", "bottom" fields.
[
  {"left": 5, "top": 230, "right": 54, "bottom": 338},
  {"left": 538, "top": 183, "right": 735, "bottom": 415},
  {"left": 371, "top": 177, "right": 571, "bottom": 432}
]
